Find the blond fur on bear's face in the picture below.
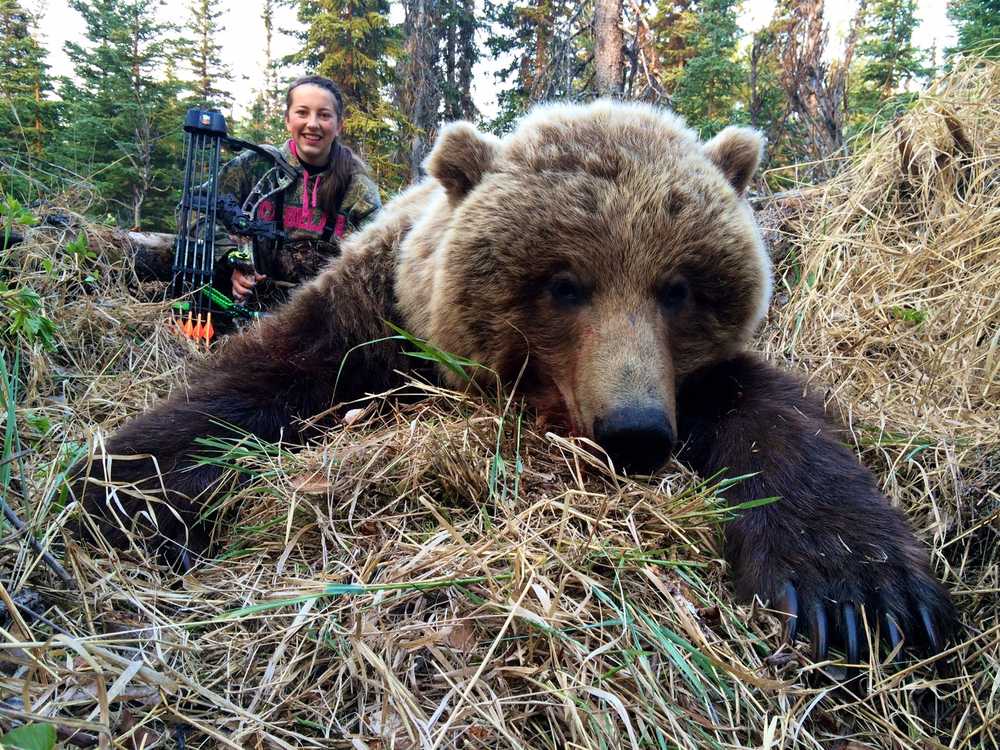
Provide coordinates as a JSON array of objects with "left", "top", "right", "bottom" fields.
[{"left": 399, "top": 100, "right": 770, "bottom": 448}]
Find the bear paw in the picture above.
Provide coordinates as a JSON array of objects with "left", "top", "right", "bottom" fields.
[{"left": 732, "top": 520, "right": 957, "bottom": 664}]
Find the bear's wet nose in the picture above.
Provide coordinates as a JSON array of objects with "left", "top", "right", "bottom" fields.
[{"left": 593, "top": 406, "right": 674, "bottom": 475}]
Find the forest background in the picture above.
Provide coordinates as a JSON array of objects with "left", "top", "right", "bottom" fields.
[{"left": 1, "top": 0, "right": 998, "bottom": 233}]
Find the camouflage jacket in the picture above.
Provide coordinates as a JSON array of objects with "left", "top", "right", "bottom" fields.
[{"left": 214, "top": 140, "right": 381, "bottom": 285}]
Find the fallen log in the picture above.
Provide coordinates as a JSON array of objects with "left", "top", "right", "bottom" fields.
[
  {"left": 122, "top": 231, "right": 175, "bottom": 281},
  {"left": 124, "top": 230, "right": 175, "bottom": 255}
]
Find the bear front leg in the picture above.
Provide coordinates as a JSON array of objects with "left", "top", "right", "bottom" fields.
[
  {"left": 73, "top": 244, "right": 411, "bottom": 569},
  {"left": 74, "top": 396, "right": 266, "bottom": 569},
  {"left": 676, "top": 354, "right": 957, "bottom": 661}
]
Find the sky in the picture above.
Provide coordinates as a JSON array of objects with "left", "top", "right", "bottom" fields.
[{"left": 33, "top": 0, "right": 957, "bottom": 120}]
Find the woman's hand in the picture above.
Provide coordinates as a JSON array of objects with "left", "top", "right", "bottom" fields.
[{"left": 231, "top": 268, "right": 267, "bottom": 301}]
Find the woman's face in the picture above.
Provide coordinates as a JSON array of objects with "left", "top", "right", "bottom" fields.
[{"left": 285, "top": 84, "right": 342, "bottom": 166}]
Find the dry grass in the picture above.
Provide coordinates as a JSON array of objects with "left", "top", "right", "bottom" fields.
[
  {"left": 2, "top": 61, "right": 998, "bottom": 749},
  {"left": 762, "top": 62, "right": 999, "bottom": 445}
]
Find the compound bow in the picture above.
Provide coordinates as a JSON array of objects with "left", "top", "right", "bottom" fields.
[{"left": 172, "top": 108, "right": 299, "bottom": 344}]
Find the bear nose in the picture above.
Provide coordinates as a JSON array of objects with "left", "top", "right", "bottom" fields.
[{"left": 593, "top": 406, "right": 674, "bottom": 475}]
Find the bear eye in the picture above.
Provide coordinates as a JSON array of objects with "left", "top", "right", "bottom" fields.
[
  {"left": 547, "top": 272, "right": 587, "bottom": 307},
  {"left": 658, "top": 278, "right": 689, "bottom": 313}
]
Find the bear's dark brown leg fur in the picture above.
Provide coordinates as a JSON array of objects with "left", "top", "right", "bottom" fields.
[
  {"left": 73, "top": 244, "right": 413, "bottom": 568},
  {"left": 677, "top": 354, "right": 956, "bottom": 659}
]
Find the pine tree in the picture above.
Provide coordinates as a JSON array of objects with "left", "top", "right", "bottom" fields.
[
  {"left": 948, "top": 0, "right": 1000, "bottom": 59},
  {"left": 186, "top": 0, "right": 233, "bottom": 109},
  {"left": 759, "top": 0, "right": 865, "bottom": 174},
  {"left": 291, "top": 0, "right": 406, "bottom": 189},
  {"left": 847, "top": 0, "right": 931, "bottom": 132},
  {"left": 649, "top": 0, "right": 697, "bottom": 94},
  {"left": 0, "top": 0, "right": 59, "bottom": 165},
  {"left": 484, "top": 0, "right": 589, "bottom": 133},
  {"left": 441, "top": 0, "right": 478, "bottom": 121},
  {"left": 238, "top": 92, "right": 282, "bottom": 145},
  {"left": 671, "top": 0, "right": 746, "bottom": 137},
  {"left": 746, "top": 27, "right": 787, "bottom": 152},
  {"left": 389, "top": 0, "right": 479, "bottom": 182},
  {"left": 743, "top": 0, "right": 831, "bottom": 169},
  {"left": 261, "top": 0, "right": 284, "bottom": 122},
  {"left": 857, "top": 0, "right": 930, "bottom": 96},
  {"left": 483, "top": 0, "right": 535, "bottom": 130},
  {"left": 60, "top": 0, "right": 186, "bottom": 229}
]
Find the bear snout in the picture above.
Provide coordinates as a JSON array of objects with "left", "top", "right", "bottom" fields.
[{"left": 593, "top": 405, "right": 675, "bottom": 475}]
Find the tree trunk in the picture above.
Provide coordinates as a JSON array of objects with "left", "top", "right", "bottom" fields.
[
  {"left": 749, "top": 32, "right": 766, "bottom": 128},
  {"left": 594, "top": 0, "right": 623, "bottom": 97},
  {"left": 532, "top": 0, "right": 551, "bottom": 95},
  {"left": 776, "top": 0, "right": 866, "bottom": 174},
  {"left": 457, "top": 0, "right": 477, "bottom": 120},
  {"left": 398, "top": 0, "right": 442, "bottom": 182},
  {"left": 262, "top": 0, "right": 278, "bottom": 123},
  {"left": 445, "top": 0, "right": 457, "bottom": 118},
  {"left": 629, "top": 0, "right": 663, "bottom": 101},
  {"left": 33, "top": 77, "right": 43, "bottom": 155}
]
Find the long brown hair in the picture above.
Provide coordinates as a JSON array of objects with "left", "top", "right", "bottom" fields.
[{"left": 285, "top": 75, "right": 369, "bottom": 216}]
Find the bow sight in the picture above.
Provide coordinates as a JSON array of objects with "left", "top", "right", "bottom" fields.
[{"left": 172, "top": 108, "right": 298, "bottom": 344}]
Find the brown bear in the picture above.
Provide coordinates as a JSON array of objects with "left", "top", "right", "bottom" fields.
[{"left": 73, "top": 100, "right": 955, "bottom": 662}]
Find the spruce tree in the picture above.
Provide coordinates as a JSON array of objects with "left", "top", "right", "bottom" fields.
[
  {"left": 484, "top": 0, "right": 588, "bottom": 133},
  {"left": 0, "top": 0, "right": 59, "bottom": 167},
  {"left": 650, "top": 0, "right": 697, "bottom": 94},
  {"left": 745, "top": 27, "right": 789, "bottom": 165},
  {"left": 483, "top": 0, "right": 536, "bottom": 130},
  {"left": 186, "top": 0, "right": 233, "bottom": 109},
  {"left": 293, "top": 0, "right": 406, "bottom": 190},
  {"left": 850, "top": 0, "right": 930, "bottom": 130},
  {"left": 948, "top": 0, "right": 1000, "bottom": 59},
  {"left": 60, "top": 0, "right": 186, "bottom": 229},
  {"left": 441, "top": 0, "right": 478, "bottom": 121},
  {"left": 858, "top": 0, "right": 930, "bottom": 96},
  {"left": 390, "top": 0, "right": 478, "bottom": 182},
  {"left": 671, "top": 0, "right": 746, "bottom": 137},
  {"left": 739, "top": 0, "right": 867, "bottom": 175}
]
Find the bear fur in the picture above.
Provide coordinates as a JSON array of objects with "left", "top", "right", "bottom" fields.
[{"left": 73, "top": 100, "right": 955, "bottom": 659}]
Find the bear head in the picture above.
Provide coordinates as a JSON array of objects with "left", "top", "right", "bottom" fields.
[{"left": 405, "top": 100, "right": 771, "bottom": 474}]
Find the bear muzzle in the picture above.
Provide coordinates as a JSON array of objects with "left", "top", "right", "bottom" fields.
[{"left": 593, "top": 405, "right": 675, "bottom": 475}]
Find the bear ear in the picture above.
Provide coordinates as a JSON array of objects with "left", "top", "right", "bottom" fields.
[
  {"left": 425, "top": 121, "right": 500, "bottom": 200},
  {"left": 703, "top": 126, "right": 764, "bottom": 195}
]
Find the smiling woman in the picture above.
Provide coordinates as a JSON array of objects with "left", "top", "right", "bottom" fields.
[
  {"left": 285, "top": 81, "right": 341, "bottom": 165},
  {"left": 213, "top": 75, "right": 382, "bottom": 308}
]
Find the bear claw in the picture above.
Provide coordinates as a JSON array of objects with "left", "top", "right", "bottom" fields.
[
  {"left": 919, "top": 603, "right": 942, "bottom": 653},
  {"left": 780, "top": 582, "right": 799, "bottom": 643},
  {"left": 809, "top": 599, "right": 829, "bottom": 661},
  {"left": 842, "top": 602, "right": 860, "bottom": 664},
  {"left": 775, "top": 578, "right": 954, "bottom": 668}
]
